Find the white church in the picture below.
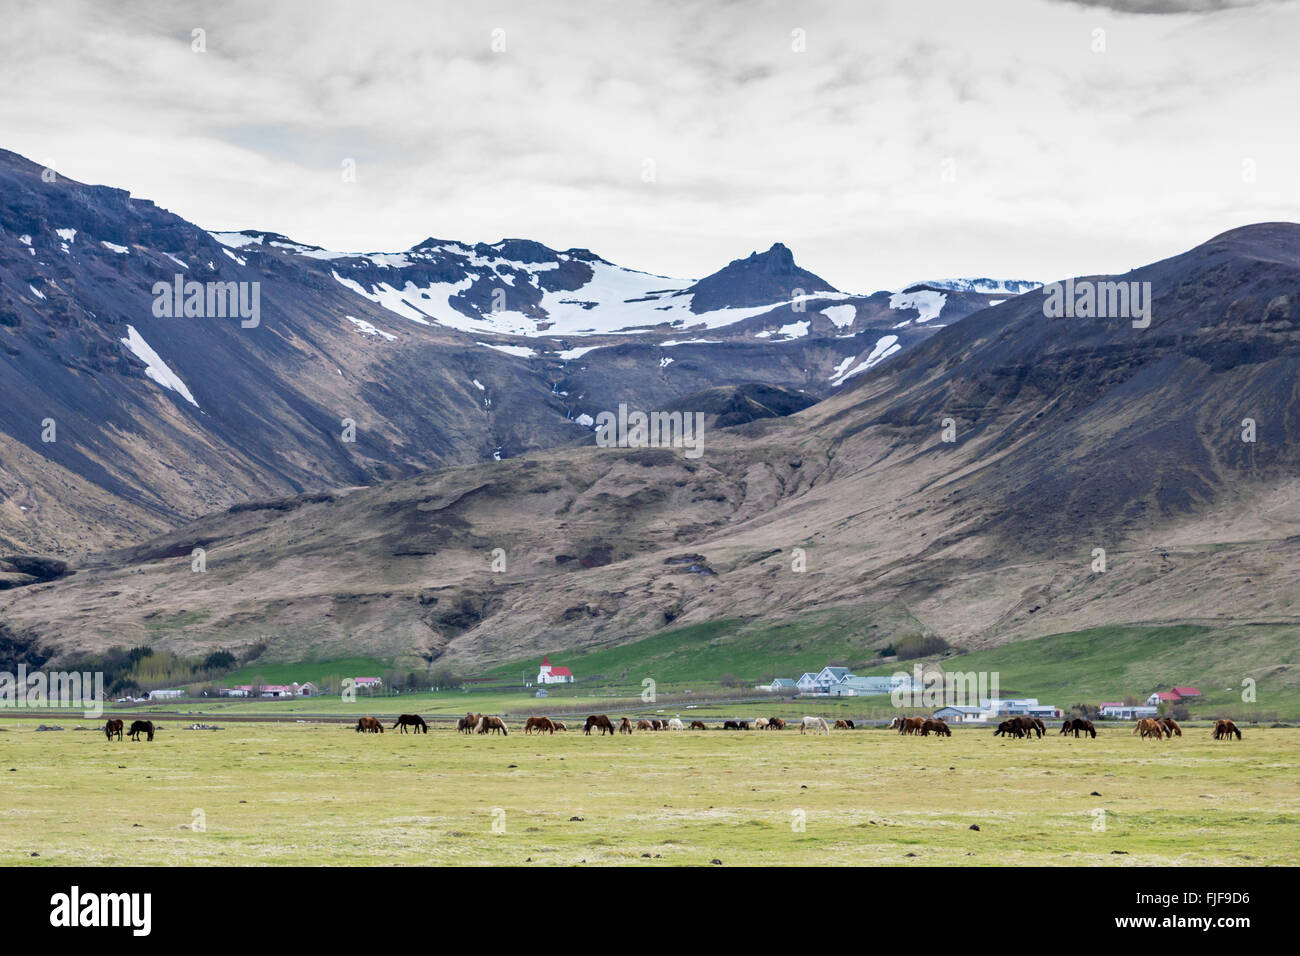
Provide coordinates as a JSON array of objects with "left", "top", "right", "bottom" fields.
[{"left": 536, "top": 656, "right": 575, "bottom": 685}]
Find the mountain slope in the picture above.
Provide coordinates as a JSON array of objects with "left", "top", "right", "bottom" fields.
[
  {"left": 3, "top": 223, "right": 1298, "bottom": 687},
  {"left": 0, "top": 148, "right": 1017, "bottom": 554}
]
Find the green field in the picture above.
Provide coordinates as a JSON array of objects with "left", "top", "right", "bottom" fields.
[{"left": 2, "top": 719, "right": 1294, "bottom": 866}]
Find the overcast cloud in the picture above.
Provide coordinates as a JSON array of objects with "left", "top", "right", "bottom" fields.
[{"left": 1, "top": 0, "right": 1297, "bottom": 290}]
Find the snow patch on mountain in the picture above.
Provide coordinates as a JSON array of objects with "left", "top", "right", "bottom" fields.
[
  {"left": 832, "top": 334, "right": 901, "bottom": 386},
  {"left": 889, "top": 290, "right": 947, "bottom": 325},
  {"left": 820, "top": 304, "right": 857, "bottom": 328},
  {"left": 346, "top": 315, "right": 397, "bottom": 341},
  {"left": 120, "top": 325, "right": 199, "bottom": 407}
]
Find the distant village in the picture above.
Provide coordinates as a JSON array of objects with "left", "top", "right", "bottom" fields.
[{"left": 763, "top": 665, "right": 1202, "bottom": 722}]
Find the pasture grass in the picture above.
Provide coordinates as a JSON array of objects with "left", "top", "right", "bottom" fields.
[{"left": 1, "top": 720, "right": 1294, "bottom": 866}]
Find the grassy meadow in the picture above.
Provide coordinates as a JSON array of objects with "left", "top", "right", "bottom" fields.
[{"left": 1, "top": 719, "right": 1294, "bottom": 866}]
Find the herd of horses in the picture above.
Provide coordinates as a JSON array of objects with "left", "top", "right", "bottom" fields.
[{"left": 101, "top": 713, "right": 1246, "bottom": 741}]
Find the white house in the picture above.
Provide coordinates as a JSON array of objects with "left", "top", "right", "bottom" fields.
[
  {"left": 536, "top": 656, "right": 574, "bottom": 685},
  {"left": 827, "top": 676, "right": 895, "bottom": 697},
  {"left": 934, "top": 705, "right": 984, "bottom": 722},
  {"left": 814, "top": 666, "right": 853, "bottom": 691},
  {"left": 1099, "top": 703, "right": 1158, "bottom": 720},
  {"left": 795, "top": 673, "right": 820, "bottom": 694},
  {"left": 767, "top": 678, "right": 797, "bottom": 692}
]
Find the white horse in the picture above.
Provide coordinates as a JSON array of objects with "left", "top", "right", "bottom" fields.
[
  {"left": 754, "top": 717, "right": 769, "bottom": 730},
  {"left": 667, "top": 718, "right": 684, "bottom": 731},
  {"left": 800, "top": 716, "right": 830, "bottom": 735}
]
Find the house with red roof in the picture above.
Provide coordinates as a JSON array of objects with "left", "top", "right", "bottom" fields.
[
  {"left": 536, "top": 656, "right": 574, "bottom": 685},
  {"left": 1173, "top": 686, "right": 1200, "bottom": 698}
]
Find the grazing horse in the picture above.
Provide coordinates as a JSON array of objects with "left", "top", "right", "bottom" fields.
[
  {"left": 767, "top": 718, "right": 786, "bottom": 730},
  {"left": 754, "top": 718, "right": 769, "bottom": 730},
  {"left": 667, "top": 718, "right": 684, "bottom": 731},
  {"left": 637, "top": 719, "right": 654, "bottom": 731},
  {"left": 524, "top": 716, "right": 556, "bottom": 735},
  {"left": 1133, "top": 718, "right": 1164, "bottom": 739},
  {"left": 457, "top": 713, "right": 482, "bottom": 734},
  {"left": 476, "top": 715, "right": 509, "bottom": 735},
  {"left": 552, "top": 720, "right": 567, "bottom": 732},
  {"left": 619, "top": 717, "right": 634, "bottom": 735},
  {"left": 1157, "top": 717, "right": 1182, "bottom": 738},
  {"left": 722, "top": 720, "right": 741, "bottom": 730},
  {"left": 584, "top": 714, "right": 615, "bottom": 736},
  {"left": 901, "top": 717, "right": 926, "bottom": 735},
  {"left": 104, "top": 718, "right": 124, "bottom": 741},
  {"left": 1212, "top": 719, "right": 1242, "bottom": 740},
  {"left": 127, "top": 720, "right": 155, "bottom": 742},
  {"left": 690, "top": 720, "right": 707, "bottom": 730},
  {"left": 738, "top": 721, "right": 751, "bottom": 730},
  {"left": 799, "top": 716, "right": 830, "bottom": 735},
  {"left": 1062, "top": 718, "right": 1096, "bottom": 738},
  {"left": 994, "top": 719, "right": 1022, "bottom": 738},
  {"left": 921, "top": 718, "right": 951, "bottom": 737},
  {"left": 393, "top": 714, "right": 428, "bottom": 734},
  {"left": 356, "top": 716, "right": 384, "bottom": 733}
]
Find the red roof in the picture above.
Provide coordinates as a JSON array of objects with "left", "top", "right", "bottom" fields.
[
  {"left": 1155, "top": 692, "right": 1180, "bottom": 701},
  {"left": 548, "top": 666, "right": 573, "bottom": 677},
  {"left": 1173, "top": 686, "right": 1200, "bottom": 696}
]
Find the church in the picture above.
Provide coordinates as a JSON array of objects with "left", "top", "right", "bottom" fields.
[{"left": 536, "top": 656, "right": 574, "bottom": 685}]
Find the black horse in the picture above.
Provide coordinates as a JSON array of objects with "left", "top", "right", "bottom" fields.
[
  {"left": 392, "top": 714, "right": 429, "bottom": 734},
  {"left": 127, "top": 720, "right": 155, "bottom": 741}
]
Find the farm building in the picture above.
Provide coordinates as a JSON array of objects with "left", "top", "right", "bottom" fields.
[
  {"left": 827, "top": 676, "right": 896, "bottom": 697},
  {"left": 1173, "top": 686, "right": 1200, "bottom": 698},
  {"left": 979, "top": 698, "right": 1060, "bottom": 718},
  {"left": 934, "top": 705, "right": 984, "bottom": 722},
  {"left": 218, "top": 687, "right": 250, "bottom": 698},
  {"left": 813, "top": 666, "right": 853, "bottom": 691},
  {"left": 1099, "top": 703, "right": 1159, "bottom": 720},
  {"left": 796, "top": 673, "right": 820, "bottom": 693},
  {"left": 1147, "top": 691, "right": 1181, "bottom": 706},
  {"left": 767, "top": 678, "right": 797, "bottom": 692},
  {"left": 536, "top": 656, "right": 574, "bottom": 685},
  {"left": 148, "top": 689, "right": 185, "bottom": 700}
]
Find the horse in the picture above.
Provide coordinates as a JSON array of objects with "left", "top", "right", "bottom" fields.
[
  {"left": 922, "top": 718, "right": 951, "bottom": 737},
  {"left": 356, "top": 716, "right": 384, "bottom": 733},
  {"left": 754, "top": 718, "right": 769, "bottom": 730},
  {"left": 690, "top": 720, "right": 707, "bottom": 730},
  {"left": 1158, "top": 717, "right": 1182, "bottom": 738},
  {"left": 636, "top": 719, "right": 654, "bottom": 731},
  {"left": 738, "top": 721, "right": 751, "bottom": 730},
  {"left": 994, "top": 719, "right": 1022, "bottom": 738},
  {"left": 104, "top": 718, "right": 123, "bottom": 741},
  {"left": 1063, "top": 718, "right": 1096, "bottom": 738},
  {"left": 767, "top": 717, "right": 786, "bottom": 730},
  {"left": 619, "top": 717, "right": 634, "bottom": 735},
  {"left": 524, "top": 716, "right": 556, "bottom": 735},
  {"left": 1212, "top": 719, "right": 1242, "bottom": 740},
  {"left": 553, "top": 720, "right": 567, "bottom": 732},
  {"left": 1133, "top": 718, "right": 1164, "bottom": 739},
  {"left": 902, "top": 717, "right": 926, "bottom": 735},
  {"left": 722, "top": 720, "right": 741, "bottom": 730},
  {"left": 799, "top": 716, "right": 830, "bottom": 735},
  {"left": 667, "top": 718, "right": 684, "bottom": 731},
  {"left": 889, "top": 716, "right": 906, "bottom": 731},
  {"left": 393, "top": 714, "right": 428, "bottom": 734},
  {"left": 457, "top": 713, "right": 482, "bottom": 734},
  {"left": 584, "top": 714, "right": 615, "bottom": 736},
  {"left": 477, "top": 715, "right": 509, "bottom": 735},
  {"left": 127, "top": 720, "right": 155, "bottom": 742}
]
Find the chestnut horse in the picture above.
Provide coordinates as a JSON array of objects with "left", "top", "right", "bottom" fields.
[
  {"left": 1157, "top": 717, "right": 1182, "bottom": 738},
  {"left": 457, "top": 713, "right": 482, "bottom": 734},
  {"left": 584, "top": 714, "right": 615, "bottom": 736},
  {"left": 553, "top": 720, "right": 567, "bottom": 732},
  {"left": 690, "top": 720, "right": 707, "bottom": 730},
  {"left": 476, "top": 715, "right": 508, "bottom": 735},
  {"left": 524, "top": 716, "right": 556, "bottom": 735},
  {"left": 104, "top": 718, "right": 123, "bottom": 741},
  {"left": 767, "top": 717, "right": 786, "bottom": 730},
  {"left": 1212, "top": 719, "right": 1242, "bottom": 740},
  {"left": 356, "top": 716, "right": 384, "bottom": 733},
  {"left": 637, "top": 719, "right": 654, "bottom": 731},
  {"left": 921, "top": 718, "right": 951, "bottom": 737},
  {"left": 1133, "top": 718, "right": 1164, "bottom": 739}
]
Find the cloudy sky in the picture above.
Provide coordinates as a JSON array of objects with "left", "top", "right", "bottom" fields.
[{"left": 2, "top": 0, "right": 1297, "bottom": 290}]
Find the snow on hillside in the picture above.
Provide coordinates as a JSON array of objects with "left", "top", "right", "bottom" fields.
[
  {"left": 119, "top": 325, "right": 199, "bottom": 407},
  {"left": 889, "top": 290, "right": 947, "bottom": 325}
]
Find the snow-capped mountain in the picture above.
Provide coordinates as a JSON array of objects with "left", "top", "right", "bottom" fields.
[{"left": 0, "top": 147, "right": 1019, "bottom": 554}]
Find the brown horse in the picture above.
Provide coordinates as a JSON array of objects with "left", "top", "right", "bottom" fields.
[
  {"left": 637, "top": 719, "right": 654, "bottom": 731},
  {"left": 922, "top": 718, "right": 951, "bottom": 737},
  {"left": 1157, "top": 717, "right": 1182, "bottom": 738},
  {"left": 1212, "top": 719, "right": 1242, "bottom": 740},
  {"left": 393, "top": 714, "right": 428, "bottom": 734},
  {"left": 127, "top": 720, "right": 155, "bottom": 741},
  {"left": 356, "top": 716, "right": 384, "bottom": 733},
  {"left": 476, "top": 715, "right": 509, "bottom": 735},
  {"left": 524, "top": 716, "right": 556, "bottom": 735},
  {"left": 457, "top": 713, "right": 482, "bottom": 734},
  {"left": 1133, "top": 718, "right": 1164, "bottom": 739},
  {"left": 690, "top": 720, "right": 707, "bottom": 730},
  {"left": 767, "top": 717, "right": 786, "bottom": 730},
  {"left": 901, "top": 717, "right": 927, "bottom": 735},
  {"left": 552, "top": 720, "right": 567, "bottom": 732},
  {"left": 584, "top": 714, "right": 615, "bottom": 736},
  {"left": 104, "top": 718, "right": 123, "bottom": 741},
  {"left": 1062, "top": 718, "right": 1096, "bottom": 738}
]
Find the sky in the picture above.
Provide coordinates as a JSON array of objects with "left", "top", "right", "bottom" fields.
[{"left": 1, "top": 0, "right": 1298, "bottom": 292}]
